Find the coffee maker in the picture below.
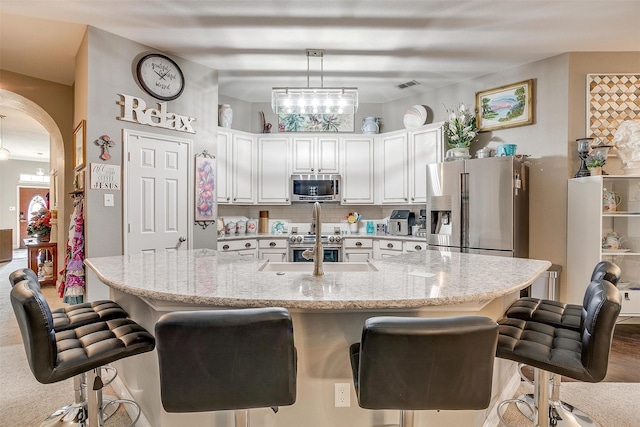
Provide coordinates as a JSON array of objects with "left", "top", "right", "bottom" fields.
[{"left": 388, "top": 210, "right": 416, "bottom": 236}]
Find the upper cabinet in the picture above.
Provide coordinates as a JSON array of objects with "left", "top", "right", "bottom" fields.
[
  {"left": 217, "top": 129, "right": 232, "bottom": 204},
  {"left": 258, "top": 136, "right": 291, "bottom": 204},
  {"left": 292, "top": 136, "right": 340, "bottom": 174},
  {"left": 377, "top": 122, "right": 445, "bottom": 204},
  {"left": 217, "top": 128, "right": 257, "bottom": 204},
  {"left": 342, "top": 136, "right": 375, "bottom": 204}
]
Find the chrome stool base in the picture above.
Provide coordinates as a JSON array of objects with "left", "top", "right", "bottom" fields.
[
  {"left": 516, "top": 393, "right": 600, "bottom": 427},
  {"left": 41, "top": 402, "right": 87, "bottom": 427}
]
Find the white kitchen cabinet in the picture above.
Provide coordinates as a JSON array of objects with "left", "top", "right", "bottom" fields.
[
  {"left": 258, "top": 238, "right": 289, "bottom": 262},
  {"left": 379, "top": 131, "right": 409, "bottom": 203},
  {"left": 216, "top": 129, "right": 232, "bottom": 204},
  {"left": 567, "top": 175, "right": 640, "bottom": 316},
  {"left": 403, "top": 240, "right": 427, "bottom": 252},
  {"left": 258, "top": 136, "right": 291, "bottom": 204},
  {"left": 378, "top": 122, "right": 445, "bottom": 204},
  {"left": 374, "top": 238, "right": 403, "bottom": 258},
  {"left": 292, "top": 136, "right": 339, "bottom": 174},
  {"left": 343, "top": 237, "right": 373, "bottom": 262},
  {"left": 217, "top": 128, "right": 257, "bottom": 204},
  {"left": 341, "top": 136, "right": 375, "bottom": 204},
  {"left": 217, "top": 238, "right": 258, "bottom": 257}
]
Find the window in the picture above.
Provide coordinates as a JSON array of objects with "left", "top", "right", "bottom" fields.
[
  {"left": 19, "top": 174, "right": 50, "bottom": 184},
  {"left": 27, "top": 195, "right": 47, "bottom": 222}
]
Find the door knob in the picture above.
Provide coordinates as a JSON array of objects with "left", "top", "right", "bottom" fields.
[{"left": 179, "top": 236, "right": 186, "bottom": 242}]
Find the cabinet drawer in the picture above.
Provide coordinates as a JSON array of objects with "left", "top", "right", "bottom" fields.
[
  {"left": 258, "top": 239, "right": 287, "bottom": 249},
  {"left": 404, "top": 241, "right": 426, "bottom": 252},
  {"left": 620, "top": 290, "right": 640, "bottom": 315},
  {"left": 378, "top": 239, "right": 402, "bottom": 252},
  {"left": 343, "top": 238, "right": 373, "bottom": 249},
  {"left": 218, "top": 239, "right": 257, "bottom": 252}
]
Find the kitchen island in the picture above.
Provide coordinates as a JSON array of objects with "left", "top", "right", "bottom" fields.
[{"left": 86, "top": 249, "right": 550, "bottom": 427}]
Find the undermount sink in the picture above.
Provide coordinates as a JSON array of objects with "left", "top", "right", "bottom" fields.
[{"left": 259, "top": 261, "right": 378, "bottom": 273}]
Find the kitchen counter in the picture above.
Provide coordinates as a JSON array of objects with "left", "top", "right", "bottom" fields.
[
  {"left": 85, "top": 250, "right": 550, "bottom": 427},
  {"left": 85, "top": 249, "right": 549, "bottom": 310},
  {"left": 216, "top": 232, "right": 427, "bottom": 242}
]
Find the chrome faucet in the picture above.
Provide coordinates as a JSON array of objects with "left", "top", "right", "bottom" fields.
[{"left": 302, "top": 202, "right": 324, "bottom": 276}]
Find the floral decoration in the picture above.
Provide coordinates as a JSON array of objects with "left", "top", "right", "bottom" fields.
[
  {"left": 27, "top": 208, "right": 52, "bottom": 236},
  {"left": 346, "top": 212, "right": 361, "bottom": 223},
  {"left": 444, "top": 103, "right": 478, "bottom": 148}
]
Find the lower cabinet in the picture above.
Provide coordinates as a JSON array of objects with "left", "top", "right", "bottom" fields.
[
  {"left": 217, "top": 239, "right": 257, "bottom": 257},
  {"left": 620, "top": 290, "right": 640, "bottom": 316},
  {"left": 258, "top": 238, "right": 288, "bottom": 262},
  {"left": 404, "top": 240, "right": 427, "bottom": 252},
  {"left": 374, "top": 239, "right": 403, "bottom": 259},
  {"left": 343, "top": 238, "right": 373, "bottom": 262}
]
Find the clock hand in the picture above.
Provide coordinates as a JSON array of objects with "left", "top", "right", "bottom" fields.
[{"left": 155, "top": 70, "right": 164, "bottom": 78}]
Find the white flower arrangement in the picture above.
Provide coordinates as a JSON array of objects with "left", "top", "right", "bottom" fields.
[{"left": 444, "top": 103, "right": 478, "bottom": 148}]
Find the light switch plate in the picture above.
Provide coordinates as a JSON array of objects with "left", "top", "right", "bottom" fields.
[{"left": 104, "top": 193, "right": 114, "bottom": 207}]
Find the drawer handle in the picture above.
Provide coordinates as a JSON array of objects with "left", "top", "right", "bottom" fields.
[
  {"left": 270, "top": 242, "right": 276, "bottom": 247},
  {"left": 415, "top": 245, "right": 422, "bottom": 250},
  {"left": 387, "top": 243, "right": 394, "bottom": 248},
  {"left": 625, "top": 292, "right": 630, "bottom": 301},
  {"left": 245, "top": 242, "right": 252, "bottom": 248},
  {"left": 223, "top": 244, "right": 230, "bottom": 250},
  {"left": 356, "top": 242, "right": 362, "bottom": 247}
]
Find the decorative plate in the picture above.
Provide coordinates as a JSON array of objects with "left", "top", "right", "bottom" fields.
[{"left": 403, "top": 105, "right": 428, "bottom": 129}]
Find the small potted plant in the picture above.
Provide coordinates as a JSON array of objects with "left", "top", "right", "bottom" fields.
[
  {"left": 26, "top": 208, "right": 52, "bottom": 242},
  {"left": 586, "top": 156, "right": 605, "bottom": 175}
]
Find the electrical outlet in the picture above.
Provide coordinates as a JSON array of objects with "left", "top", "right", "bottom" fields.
[{"left": 334, "top": 383, "right": 350, "bottom": 407}]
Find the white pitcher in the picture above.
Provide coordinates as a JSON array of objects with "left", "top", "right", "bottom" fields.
[{"left": 361, "top": 117, "right": 379, "bottom": 134}]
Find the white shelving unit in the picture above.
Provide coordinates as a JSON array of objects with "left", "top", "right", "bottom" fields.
[{"left": 567, "top": 176, "right": 640, "bottom": 316}]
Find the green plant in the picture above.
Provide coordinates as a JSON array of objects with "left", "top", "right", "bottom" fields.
[
  {"left": 444, "top": 103, "right": 478, "bottom": 148},
  {"left": 586, "top": 156, "right": 605, "bottom": 168}
]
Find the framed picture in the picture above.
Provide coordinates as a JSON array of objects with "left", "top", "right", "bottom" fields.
[
  {"left": 278, "top": 113, "right": 354, "bottom": 132},
  {"left": 195, "top": 152, "right": 216, "bottom": 224},
  {"left": 586, "top": 74, "right": 640, "bottom": 144},
  {"left": 74, "top": 169, "right": 85, "bottom": 191},
  {"left": 475, "top": 79, "right": 534, "bottom": 131},
  {"left": 73, "top": 120, "right": 86, "bottom": 170}
]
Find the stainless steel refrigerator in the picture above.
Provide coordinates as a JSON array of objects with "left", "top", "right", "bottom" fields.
[{"left": 426, "top": 156, "right": 529, "bottom": 257}]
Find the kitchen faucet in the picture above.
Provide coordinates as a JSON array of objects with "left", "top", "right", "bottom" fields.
[{"left": 302, "top": 202, "right": 324, "bottom": 276}]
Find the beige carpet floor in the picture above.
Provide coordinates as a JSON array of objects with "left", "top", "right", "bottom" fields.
[{"left": 2, "top": 250, "right": 639, "bottom": 426}]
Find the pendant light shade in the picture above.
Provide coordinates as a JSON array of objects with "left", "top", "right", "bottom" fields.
[
  {"left": 272, "top": 50, "right": 358, "bottom": 115},
  {"left": 0, "top": 115, "right": 9, "bottom": 160}
]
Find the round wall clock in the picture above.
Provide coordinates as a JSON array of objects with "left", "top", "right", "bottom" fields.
[{"left": 136, "top": 53, "right": 185, "bottom": 101}]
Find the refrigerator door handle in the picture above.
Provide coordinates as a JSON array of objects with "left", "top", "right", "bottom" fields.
[{"left": 460, "top": 172, "right": 469, "bottom": 251}]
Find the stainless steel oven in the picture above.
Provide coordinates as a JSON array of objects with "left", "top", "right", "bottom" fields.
[{"left": 288, "top": 234, "right": 343, "bottom": 262}]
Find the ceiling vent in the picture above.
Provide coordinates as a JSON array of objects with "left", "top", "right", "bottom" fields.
[{"left": 397, "top": 80, "right": 420, "bottom": 89}]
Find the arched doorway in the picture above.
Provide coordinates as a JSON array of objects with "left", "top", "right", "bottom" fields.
[{"left": 0, "top": 89, "right": 66, "bottom": 252}]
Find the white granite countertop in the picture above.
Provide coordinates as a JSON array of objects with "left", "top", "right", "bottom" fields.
[
  {"left": 217, "top": 233, "right": 424, "bottom": 241},
  {"left": 85, "top": 250, "right": 550, "bottom": 310}
]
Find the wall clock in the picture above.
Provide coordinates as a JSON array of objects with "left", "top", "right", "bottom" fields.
[{"left": 136, "top": 53, "right": 185, "bottom": 101}]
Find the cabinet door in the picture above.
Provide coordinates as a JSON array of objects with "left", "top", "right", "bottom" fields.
[
  {"left": 344, "top": 251, "right": 371, "bottom": 262},
  {"left": 258, "top": 136, "right": 291, "bottom": 204},
  {"left": 216, "top": 129, "right": 232, "bottom": 204},
  {"left": 317, "top": 137, "right": 340, "bottom": 173},
  {"left": 231, "top": 133, "right": 257, "bottom": 204},
  {"left": 342, "top": 137, "right": 374, "bottom": 204},
  {"left": 409, "top": 125, "right": 443, "bottom": 204},
  {"left": 380, "top": 132, "right": 409, "bottom": 203},
  {"left": 292, "top": 137, "right": 315, "bottom": 173},
  {"left": 259, "top": 250, "right": 288, "bottom": 262}
]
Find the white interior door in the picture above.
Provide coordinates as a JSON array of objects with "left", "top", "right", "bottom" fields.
[{"left": 123, "top": 129, "right": 192, "bottom": 255}]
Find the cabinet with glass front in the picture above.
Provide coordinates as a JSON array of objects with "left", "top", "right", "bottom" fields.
[{"left": 567, "top": 175, "right": 640, "bottom": 317}]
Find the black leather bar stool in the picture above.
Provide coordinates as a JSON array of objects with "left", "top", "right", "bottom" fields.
[
  {"left": 496, "top": 279, "right": 621, "bottom": 427},
  {"left": 9, "top": 268, "right": 130, "bottom": 424},
  {"left": 155, "top": 307, "right": 297, "bottom": 427},
  {"left": 10, "top": 279, "right": 156, "bottom": 427},
  {"left": 349, "top": 316, "right": 499, "bottom": 427},
  {"left": 503, "top": 261, "right": 621, "bottom": 426}
]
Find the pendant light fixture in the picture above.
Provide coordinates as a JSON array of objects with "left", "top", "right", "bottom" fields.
[
  {"left": 0, "top": 115, "right": 9, "bottom": 160},
  {"left": 271, "top": 49, "right": 358, "bottom": 115}
]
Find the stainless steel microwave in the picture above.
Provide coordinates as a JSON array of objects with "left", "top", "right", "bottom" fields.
[{"left": 291, "top": 174, "right": 341, "bottom": 203}]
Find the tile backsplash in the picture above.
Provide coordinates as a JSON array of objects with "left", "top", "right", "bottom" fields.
[{"left": 218, "top": 204, "right": 423, "bottom": 224}]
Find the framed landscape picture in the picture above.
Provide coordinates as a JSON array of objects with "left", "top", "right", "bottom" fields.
[{"left": 475, "top": 79, "right": 534, "bottom": 131}]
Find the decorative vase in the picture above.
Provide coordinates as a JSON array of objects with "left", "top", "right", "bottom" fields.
[
  {"left": 349, "top": 222, "right": 358, "bottom": 233},
  {"left": 445, "top": 146, "right": 471, "bottom": 161},
  {"left": 361, "top": 117, "right": 380, "bottom": 134},
  {"left": 219, "top": 104, "right": 233, "bottom": 129},
  {"left": 36, "top": 233, "right": 50, "bottom": 243},
  {"left": 588, "top": 166, "right": 603, "bottom": 176}
]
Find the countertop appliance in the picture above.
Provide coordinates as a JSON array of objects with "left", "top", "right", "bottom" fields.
[
  {"left": 426, "top": 156, "right": 529, "bottom": 257},
  {"left": 288, "top": 234, "right": 343, "bottom": 262},
  {"left": 388, "top": 210, "right": 416, "bottom": 236},
  {"left": 291, "top": 174, "right": 340, "bottom": 203}
]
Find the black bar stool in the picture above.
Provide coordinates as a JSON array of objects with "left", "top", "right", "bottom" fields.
[
  {"left": 349, "top": 316, "right": 499, "bottom": 427},
  {"left": 10, "top": 279, "right": 156, "bottom": 427},
  {"left": 496, "top": 278, "right": 621, "bottom": 427},
  {"left": 155, "top": 307, "right": 297, "bottom": 427},
  {"left": 503, "top": 261, "right": 621, "bottom": 426}
]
